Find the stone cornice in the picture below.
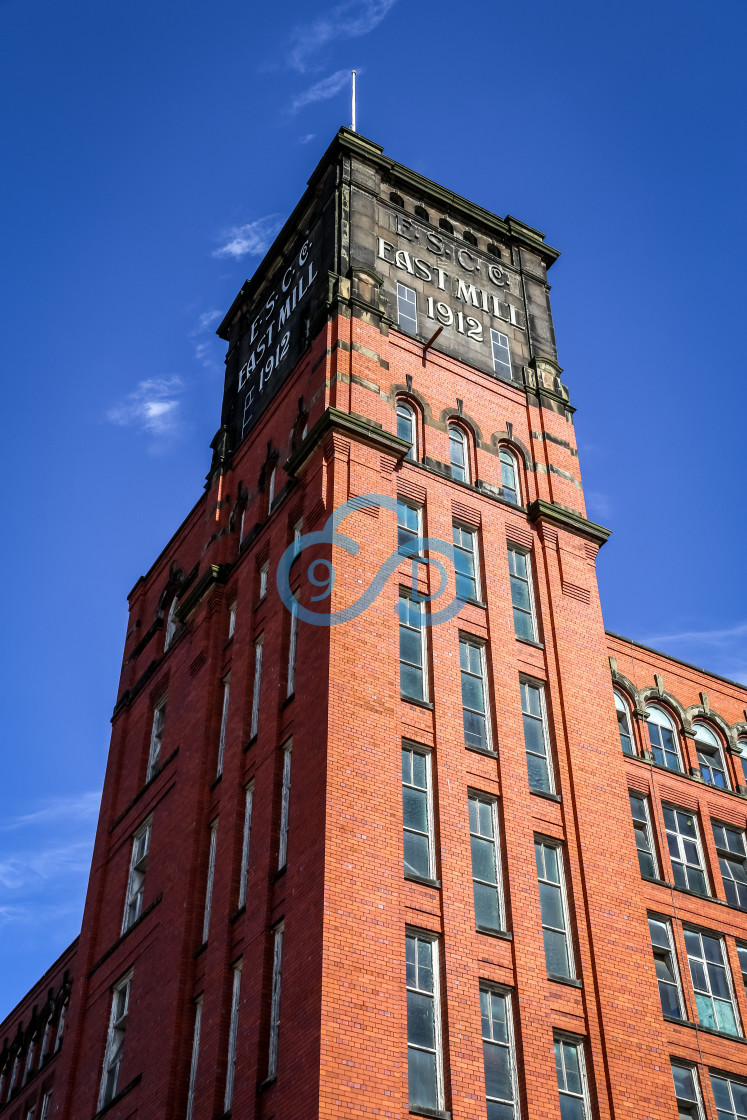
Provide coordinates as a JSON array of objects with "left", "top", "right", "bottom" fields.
[
  {"left": 284, "top": 407, "right": 410, "bottom": 477},
  {"left": 175, "top": 563, "right": 231, "bottom": 623},
  {"left": 527, "top": 499, "right": 611, "bottom": 546}
]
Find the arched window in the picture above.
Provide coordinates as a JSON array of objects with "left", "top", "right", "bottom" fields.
[
  {"left": 646, "top": 705, "right": 681, "bottom": 772},
  {"left": 462, "top": 230, "right": 477, "bottom": 246},
  {"left": 614, "top": 691, "right": 634, "bottom": 756},
  {"left": 439, "top": 217, "right": 453, "bottom": 234},
  {"left": 487, "top": 242, "right": 503, "bottom": 259},
  {"left": 499, "top": 448, "right": 520, "bottom": 505},
  {"left": 396, "top": 401, "right": 417, "bottom": 461},
  {"left": 448, "top": 424, "right": 470, "bottom": 484},
  {"left": 414, "top": 205, "right": 429, "bottom": 222},
  {"left": 390, "top": 192, "right": 405, "bottom": 209},
  {"left": 164, "top": 597, "right": 179, "bottom": 651},
  {"left": 693, "top": 723, "right": 729, "bottom": 789},
  {"left": 738, "top": 740, "right": 747, "bottom": 786}
]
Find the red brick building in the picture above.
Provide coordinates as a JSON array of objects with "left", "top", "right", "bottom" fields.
[{"left": 2, "top": 129, "right": 747, "bottom": 1120}]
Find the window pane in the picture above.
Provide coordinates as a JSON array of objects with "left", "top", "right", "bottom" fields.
[
  {"left": 543, "top": 928, "right": 571, "bottom": 976},
  {"left": 474, "top": 881, "right": 501, "bottom": 930},
  {"left": 407, "top": 990, "right": 435, "bottom": 1049},
  {"left": 408, "top": 1047, "right": 438, "bottom": 1110},
  {"left": 527, "top": 752, "right": 550, "bottom": 792}
]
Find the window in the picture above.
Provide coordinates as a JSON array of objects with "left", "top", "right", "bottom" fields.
[
  {"left": 292, "top": 518, "right": 303, "bottom": 560},
  {"left": 40, "top": 1093, "right": 52, "bottom": 1120},
  {"left": 25, "top": 1106, "right": 36, "bottom": 1120},
  {"left": 146, "top": 700, "right": 166, "bottom": 781},
  {"left": 406, "top": 932, "right": 443, "bottom": 1112},
  {"left": 399, "top": 590, "right": 427, "bottom": 702},
  {"left": 460, "top": 637, "right": 491, "bottom": 751},
  {"left": 694, "top": 723, "right": 729, "bottom": 789},
  {"left": 228, "top": 601, "right": 236, "bottom": 639},
  {"left": 469, "top": 794, "right": 503, "bottom": 933},
  {"left": 216, "top": 675, "right": 230, "bottom": 777},
  {"left": 224, "top": 962, "right": 242, "bottom": 1112},
  {"left": 164, "top": 596, "right": 179, "bottom": 650},
  {"left": 738, "top": 942, "right": 747, "bottom": 997},
  {"left": 646, "top": 705, "right": 681, "bottom": 771},
  {"left": 449, "top": 424, "right": 470, "bottom": 483},
  {"left": 238, "top": 784, "right": 254, "bottom": 910},
  {"left": 122, "top": 818, "right": 151, "bottom": 933},
  {"left": 522, "top": 680, "right": 554, "bottom": 793},
  {"left": 536, "top": 840, "right": 574, "bottom": 979},
  {"left": 738, "top": 740, "right": 747, "bottom": 786},
  {"left": 259, "top": 561, "right": 269, "bottom": 600},
  {"left": 185, "top": 996, "right": 202, "bottom": 1120},
  {"left": 38, "top": 1014, "right": 52, "bottom": 1069},
  {"left": 663, "top": 807, "right": 708, "bottom": 895},
  {"left": 508, "top": 546, "right": 536, "bottom": 641},
  {"left": 397, "top": 282, "right": 417, "bottom": 335},
  {"left": 629, "top": 793, "right": 659, "bottom": 879},
  {"left": 463, "top": 229, "right": 477, "bottom": 246},
  {"left": 614, "top": 692, "right": 634, "bottom": 755},
  {"left": 712, "top": 823, "right": 747, "bottom": 909},
  {"left": 499, "top": 448, "right": 520, "bottom": 505},
  {"left": 684, "top": 927, "right": 741, "bottom": 1034},
  {"left": 98, "top": 971, "right": 132, "bottom": 1109},
  {"left": 671, "top": 1062, "right": 705, "bottom": 1120},
  {"left": 278, "top": 742, "right": 292, "bottom": 870},
  {"left": 398, "top": 500, "right": 421, "bottom": 554},
  {"left": 453, "top": 523, "right": 480, "bottom": 601},
  {"left": 268, "top": 922, "right": 284, "bottom": 1079},
  {"left": 250, "top": 635, "right": 263, "bottom": 739},
  {"left": 53, "top": 1000, "right": 67, "bottom": 1053},
  {"left": 22, "top": 1039, "right": 35, "bottom": 1086},
  {"left": 287, "top": 597, "right": 298, "bottom": 697},
  {"left": 267, "top": 466, "right": 276, "bottom": 514},
  {"left": 554, "top": 1037, "right": 590, "bottom": 1120},
  {"left": 648, "top": 916, "right": 685, "bottom": 1019},
  {"left": 480, "top": 987, "right": 519, "bottom": 1119},
  {"left": 490, "top": 329, "right": 512, "bottom": 380},
  {"left": 710, "top": 1073, "right": 747, "bottom": 1120},
  {"left": 397, "top": 401, "right": 417, "bottom": 460},
  {"left": 202, "top": 821, "right": 218, "bottom": 943},
  {"left": 402, "top": 747, "right": 435, "bottom": 881}
]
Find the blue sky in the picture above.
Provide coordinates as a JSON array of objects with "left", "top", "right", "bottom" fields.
[{"left": 1, "top": 0, "right": 745, "bottom": 1016}]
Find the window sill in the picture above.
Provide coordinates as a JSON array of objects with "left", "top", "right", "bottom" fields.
[
  {"left": 405, "top": 873, "right": 441, "bottom": 889},
  {"left": 476, "top": 925, "right": 513, "bottom": 941},
  {"left": 409, "top": 1109, "right": 451, "bottom": 1120},
  {"left": 281, "top": 692, "right": 295, "bottom": 710},
  {"left": 93, "top": 1074, "right": 142, "bottom": 1119},
  {"left": 664, "top": 1016, "right": 747, "bottom": 1044},
  {"left": 110, "top": 747, "right": 179, "bottom": 832},
  {"left": 671, "top": 883, "right": 725, "bottom": 905},
  {"left": 465, "top": 743, "right": 498, "bottom": 759},
  {"left": 243, "top": 734, "right": 258, "bottom": 753},
  {"left": 257, "top": 1076, "right": 277, "bottom": 1094},
  {"left": 548, "top": 973, "right": 582, "bottom": 989},
  {"left": 210, "top": 773, "right": 223, "bottom": 791},
  {"left": 641, "top": 875, "right": 670, "bottom": 888},
  {"left": 88, "top": 895, "right": 163, "bottom": 977},
  {"left": 194, "top": 941, "right": 208, "bottom": 958},
  {"left": 464, "top": 598, "right": 487, "bottom": 609},
  {"left": 530, "top": 788, "right": 562, "bottom": 803},
  {"left": 401, "top": 696, "right": 434, "bottom": 710},
  {"left": 273, "top": 865, "right": 287, "bottom": 882},
  {"left": 516, "top": 636, "right": 544, "bottom": 650},
  {"left": 230, "top": 904, "right": 246, "bottom": 925}
]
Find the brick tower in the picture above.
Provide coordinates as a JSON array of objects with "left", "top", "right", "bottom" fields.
[{"left": 3, "top": 128, "right": 747, "bottom": 1120}]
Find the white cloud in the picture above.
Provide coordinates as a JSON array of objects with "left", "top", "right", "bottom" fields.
[
  {"left": 637, "top": 620, "right": 747, "bottom": 686},
  {"left": 191, "top": 310, "right": 224, "bottom": 370},
  {"left": 213, "top": 214, "right": 283, "bottom": 260},
  {"left": 197, "top": 309, "right": 222, "bottom": 332},
  {"left": 0, "top": 791, "right": 101, "bottom": 832},
  {"left": 290, "top": 68, "right": 352, "bottom": 115},
  {"left": 298, "top": 133, "right": 317, "bottom": 144},
  {"left": 642, "top": 621, "right": 747, "bottom": 646},
  {"left": 106, "top": 377, "right": 184, "bottom": 437},
  {"left": 287, "top": 0, "right": 396, "bottom": 73}
]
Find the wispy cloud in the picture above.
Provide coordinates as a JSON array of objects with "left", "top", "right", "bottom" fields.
[
  {"left": 585, "top": 490, "right": 612, "bottom": 520},
  {"left": 213, "top": 214, "right": 283, "bottom": 260},
  {"left": 287, "top": 0, "right": 396, "bottom": 73},
  {"left": 642, "top": 621, "right": 747, "bottom": 647},
  {"left": 106, "top": 377, "right": 184, "bottom": 438},
  {"left": 290, "top": 68, "right": 352, "bottom": 114},
  {"left": 190, "top": 309, "right": 223, "bottom": 371},
  {"left": 298, "top": 133, "right": 317, "bottom": 144},
  {"left": 638, "top": 621, "right": 747, "bottom": 686},
  {"left": 1, "top": 791, "right": 101, "bottom": 832}
]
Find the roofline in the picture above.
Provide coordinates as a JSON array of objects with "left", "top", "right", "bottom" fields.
[
  {"left": 217, "top": 127, "right": 560, "bottom": 339},
  {"left": 605, "top": 630, "right": 747, "bottom": 693},
  {"left": 0, "top": 935, "right": 79, "bottom": 1031}
]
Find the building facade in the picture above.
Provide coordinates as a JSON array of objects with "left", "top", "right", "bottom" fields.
[{"left": 2, "top": 128, "right": 747, "bottom": 1120}]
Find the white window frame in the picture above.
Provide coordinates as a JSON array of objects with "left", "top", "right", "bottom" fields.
[
  {"left": 401, "top": 744, "right": 435, "bottom": 882},
  {"left": 499, "top": 448, "right": 520, "bottom": 505},
  {"left": 397, "top": 499, "right": 422, "bottom": 556},
  {"left": 663, "top": 805, "right": 709, "bottom": 896},
  {"left": 396, "top": 282, "right": 417, "bottom": 335},
  {"left": 396, "top": 400, "right": 417, "bottom": 460},
  {"left": 693, "top": 722, "right": 730, "bottom": 790},
  {"left": 164, "top": 596, "right": 179, "bottom": 651},
  {"left": 216, "top": 675, "right": 230, "bottom": 777},
  {"left": 536, "top": 837, "right": 575, "bottom": 979},
  {"left": 629, "top": 792, "right": 660, "bottom": 880},
  {"left": 521, "top": 679, "right": 555, "bottom": 794},
  {"left": 53, "top": 1000, "right": 67, "bottom": 1053},
  {"left": 647, "top": 915, "right": 686, "bottom": 1020},
  {"left": 646, "top": 704, "right": 683, "bottom": 772},
  {"left": 507, "top": 545, "right": 536, "bottom": 641},
  {"left": 553, "top": 1034, "right": 591, "bottom": 1120},
  {"left": 399, "top": 589, "right": 428, "bottom": 703},
  {"left": 737, "top": 942, "right": 747, "bottom": 996},
  {"left": 146, "top": 700, "right": 166, "bottom": 782},
  {"left": 738, "top": 739, "right": 747, "bottom": 787},
  {"left": 259, "top": 561, "right": 269, "bottom": 600},
  {"left": 490, "top": 328, "right": 512, "bottom": 381},
  {"left": 122, "top": 817, "right": 152, "bottom": 933},
  {"left": 448, "top": 424, "right": 470, "bottom": 484},
  {"left": 278, "top": 742, "right": 292, "bottom": 870},
  {"left": 267, "top": 466, "right": 276, "bottom": 514},
  {"left": 38, "top": 1015, "right": 52, "bottom": 1070},
  {"left": 287, "top": 595, "right": 299, "bottom": 698},
  {"left": 405, "top": 929, "right": 444, "bottom": 1113},
  {"left": 711, "top": 1071, "right": 747, "bottom": 1120},
  {"left": 98, "top": 970, "right": 133, "bottom": 1110},
  {"left": 684, "top": 926, "right": 742, "bottom": 1036},
  {"left": 228, "top": 601, "right": 237, "bottom": 640},
  {"left": 40, "top": 1092, "right": 52, "bottom": 1120},
  {"left": 22, "top": 1038, "right": 36, "bottom": 1086},
  {"left": 614, "top": 690, "right": 635, "bottom": 755},
  {"left": 185, "top": 995, "right": 202, "bottom": 1120},
  {"left": 250, "top": 635, "right": 263, "bottom": 739},
  {"left": 202, "top": 820, "right": 218, "bottom": 944},
  {"left": 712, "top": 821, "right": 747, "bottom": 909},
  {"left": 224, "top": 962, "right": 242, "bottom": 1112},
  {"left": 238, "top": 783, "right": 254, "bottom": 910},
  {"left": 459, "top": 635, "right": 492, "bottom": 752},
  {"left": 469, "top": 792, "right": 505, "bottom": 933},
  {"left": 292, "top": 518, "right": 303, "bottom": 560},
  {"left": 671, "top": 1061, "right": 705, "bottom": 1119},
  {"left": 453, "top": 522, "right": 481, "bottom": 602},
  {"left": 479, "top": 985, "right": 520, "bottom": 1119},
  {"left": 268, "top": 922, "right": 284, "bottom": 1079}
]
